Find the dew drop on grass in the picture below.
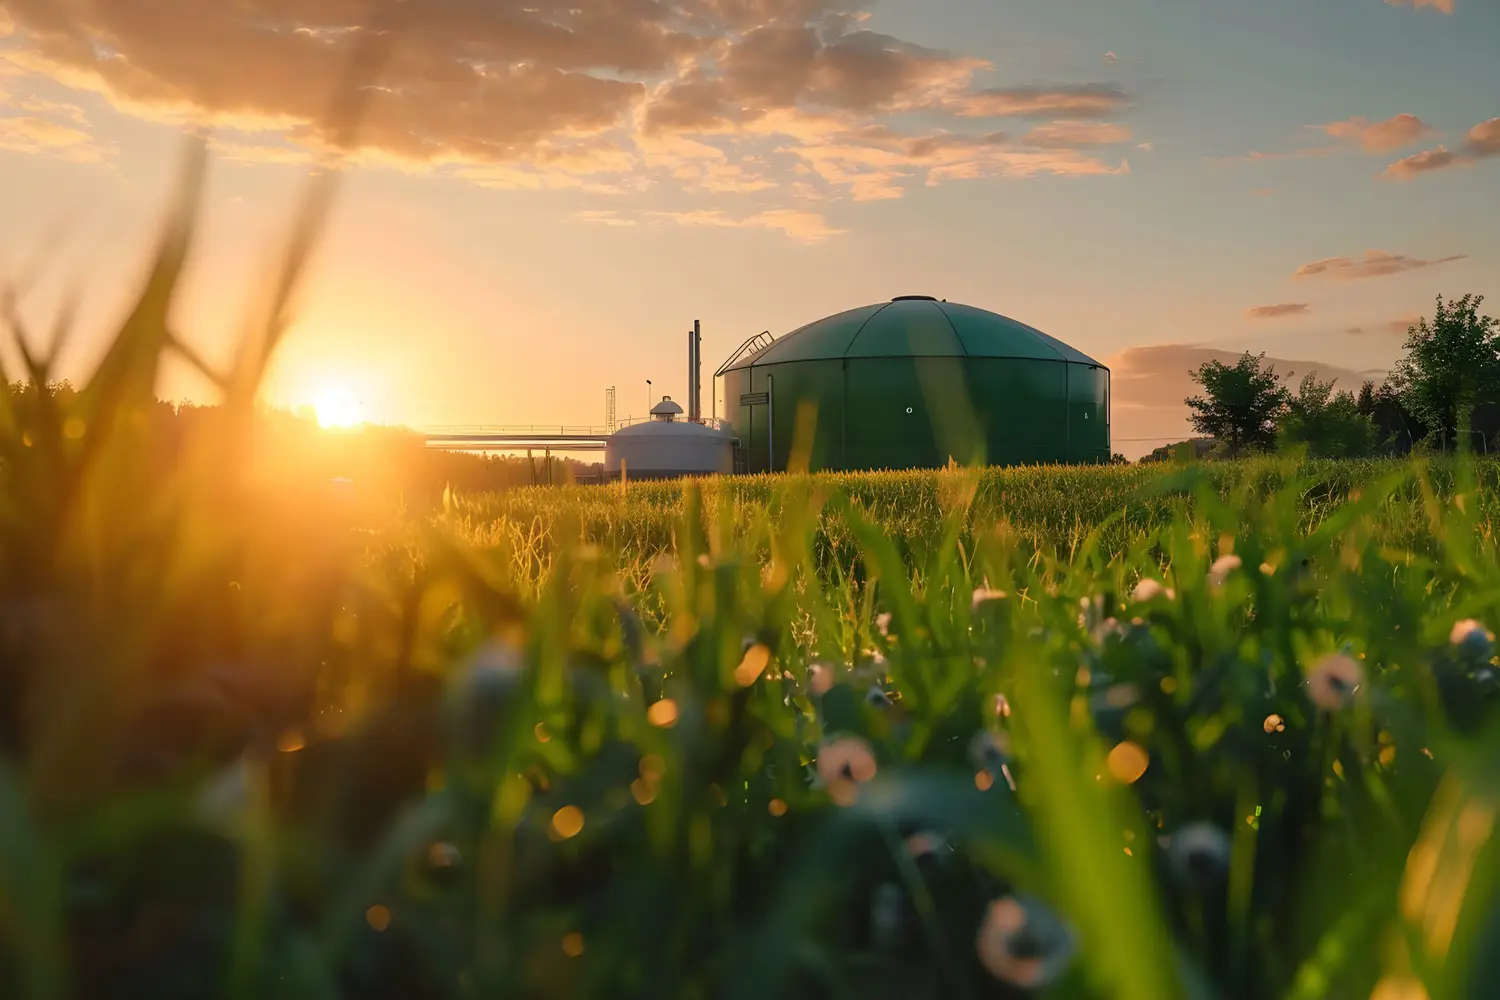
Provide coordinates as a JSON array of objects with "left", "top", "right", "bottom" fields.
[
  {"left": 647, "top": 698, "right": 679, "bottom": 727},
  {"left": 735, "top": 643, "right": 771, "bottom": 686},
  {"left": 551, "top": 805, "right": 585, "bottom": 840},
  {"left": 366, "top": 905, "right": 391, "bottom": 932},
  {"left": 1107, "top": 741, "right": 1150, "bottom": 784}
]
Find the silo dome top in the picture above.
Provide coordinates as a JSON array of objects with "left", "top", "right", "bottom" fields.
[
  {"left": 649, "top": 396, "right": 684, "bottom": 420},
  {"left": 726, "top": 298, "right": 1105, "bottom": 371},
  {"left": 611, "top": 418, "right": 731, "bottom": 440}
]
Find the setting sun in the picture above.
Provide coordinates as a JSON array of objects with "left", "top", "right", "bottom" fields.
[{"left": 313, "top": 386, "right": 364, "bottom": 429}]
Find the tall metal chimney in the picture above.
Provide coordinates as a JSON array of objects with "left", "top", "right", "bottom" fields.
[{"left": 688, "top": 320, "right": 702, "bottom": 422}]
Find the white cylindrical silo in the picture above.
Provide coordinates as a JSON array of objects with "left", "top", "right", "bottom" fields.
[{"left": 605, "top": 396, "right": 734, "bottom": 480}]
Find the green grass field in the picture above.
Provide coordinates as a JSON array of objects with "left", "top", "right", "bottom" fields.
[{"left": 3, "top": 148, "right": 1498, "bottom": 1000}]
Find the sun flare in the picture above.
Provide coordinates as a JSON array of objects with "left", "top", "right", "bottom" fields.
[{"left": 313, "top": 386, "right": 364, "bottom": 429}]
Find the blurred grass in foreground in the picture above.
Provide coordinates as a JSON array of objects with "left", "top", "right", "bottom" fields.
[{"left": 1, "top": 145, "right": 1499, "bottom": 1000}]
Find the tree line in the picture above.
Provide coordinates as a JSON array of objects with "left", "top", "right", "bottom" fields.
[
  {"left": 1184, "top": 293, "right": 1500, "bottom": 459},
  {"left": 4, "top": 380, "right": 600, "bottom": 506}
]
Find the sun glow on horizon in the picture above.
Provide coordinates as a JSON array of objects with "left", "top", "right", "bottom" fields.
[{"left": 313, "top": 385, "right": 365, "bottom": 429}]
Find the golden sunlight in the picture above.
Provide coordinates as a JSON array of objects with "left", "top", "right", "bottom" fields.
[{"left": 313, "top": 385, "right": 364, "bottom": 428}]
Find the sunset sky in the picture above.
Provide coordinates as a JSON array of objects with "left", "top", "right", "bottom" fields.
[{"left": 2, "top": 0, "right": 1496, "bottom": 458}]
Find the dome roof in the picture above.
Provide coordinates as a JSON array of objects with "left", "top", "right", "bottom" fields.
[
  {"left": 611, "top": 420, "right": 730, "bottom": 440},
  {"left": 727, "top": 297, "right": 1104, "bottom": 370},
  {"left": 650, "top": 397, "right": 685, "bottom": 417}
]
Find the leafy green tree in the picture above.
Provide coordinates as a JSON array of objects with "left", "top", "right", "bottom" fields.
[
  {"left": 1278, "top": 373, "right": 1379, "bottom": 458},
  {"left": 1356, "top": 380, "right": 1428, "bottom": 455},
  {"left": 1184, "top": 352, "right": 1290, "bottom": 457},
  {"left": 1390, "top": 293, "right": 1500, "bottom": 453}
]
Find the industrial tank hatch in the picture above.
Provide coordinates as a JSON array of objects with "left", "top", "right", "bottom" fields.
[{"left": 650, "top": 397, "right": 684, "bottom": 420}]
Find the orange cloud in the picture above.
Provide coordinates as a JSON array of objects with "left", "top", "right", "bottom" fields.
[
  {"left": 1021, "top": 121, "right": 1132, "bottom": 148},
  {"left": 1381, "top": 116, "right": 1500, "bottom": 179},
  {"left": 1466, "top": 117, "right": 1500, "bottom": 156},
  {"left": 1384, "top": 0, "right": 1455, "bottom": 12},
  {"left": 1382, "top": 146, "right": 1460, "bottom": 179},
  {"left": 1, "top": 0, "right": 1141, "bottom": 215},
  {"left": 1316, "top": 113, "right": 1433, "bottom": 152},
  {"left": 1245, "top": 303, "right": 1312, "bottom": 320},
  {"left": 573, "top": 209, "right": 637, "bottom": 227},
  {"left": 1383, "top": 314, "right": 1424, "bottom": 335},
  {"left": 647, "top": 208, "right": 843, "bottom": 243},
  {"left": 954, "top": 84, "right": 1132, "bottom": 119},
  {"left": 1293, "top": 250, "right": 1466, "bottom": 281},
  {"left": 0, "top": 114, "right": 109, "bottom": 161}
]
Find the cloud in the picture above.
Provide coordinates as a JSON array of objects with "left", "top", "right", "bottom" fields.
[
  {"left": 1465, "top": 117, "right": 1500, "bottom": 156},
  {"left": 954, "top": 84, "right": 1132, "bottom": 119},
  {"left": 0, "top": 114, "right": 110, "bottom": 161},
  {"left": 1384, "top": 0, "right": 1455, "bottom": 12},
  {"left": 1251, "top": 186, "right": 1278, "bottom": 197},
  {"left": 1382, "top": 314, "right": 1423, "bottom": 335},
  {"left": 1315, "top": 113, "right": 1433, "bottom": 152},
  {"left": 1382, "top": 146, "right": 1460, "bottom": 179},
  {"left": 641, "top": 26, "right": 988, "bottom": 134},
  {"left": 648, "top": 207, "right": 843, "bottom": 242},
  {"left": 1021, "top": 120, "right": 1131, "bottom": 148},
  {"left": 1381, "top": 117, "right": 1500, "bottom": 179},
  {"left": 1219, "top": 113, "right": 1433, "bottom": 164},
  {"left": 1292, "top": 249, "right": 1467, "bottom": 281},
  {"left": 1, "top": 0, "right": 1142, "bottom": 209},
  {"left": 572, "top": 209, "right": 637, "bottom": 227},
  {"left": 1345, "top": 326, "right": 1365, "bottom": 335},
  {"left": 209, "top": 138, "right": 315, "bottom": 166},
  {"left": 1211, "top": 145, "right": 1346, "bottom": 164},
  {"left": 1108, "top": 343, "right": 1384, "bottom": 414},
  {"left": 1245, "top": 303, "right": 1312, "bottom": 320},
  {"left": 2, "top": 95, "right": 89, "bottom": 125}
]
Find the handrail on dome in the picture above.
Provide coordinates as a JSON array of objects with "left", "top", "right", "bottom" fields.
[{"left": 714, "top": 330, "right": 775, "bottom": 377}]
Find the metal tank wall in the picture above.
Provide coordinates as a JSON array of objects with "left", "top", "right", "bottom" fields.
[{"left": 723, "top": 357, "right": 1110, "bottom": 473}]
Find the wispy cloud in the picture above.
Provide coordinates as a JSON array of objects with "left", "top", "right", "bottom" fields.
[
  {"left": 1384, "top": 0, "right": 1455, "bottom": 12},
  {"left": 647, "top": 208, "right": 844, "bottom": 243},
  {"left": 1210, "top": 145, "right": 1345, "bottom": 165},
  {"left": 1314, "top": 113, "right": 1434, "bottom": 152},
  {"left": 1021, "top": 121, "right": 1132, "bottom": 148},
  {"left": 1245, "top": 303, "right": 1312, "bottom": 320},
  {"left": 0, "top": 114, "right": 110, "bottom": 162},
  {"left": 1382, "top": 117, "right": 1500, "bottom": 179},
  {"left": 1292, "top": 250, "right": 1467, "bottom": 281},
  {"left": 1382, "top": 314, "right": 1424, "bottom": 335},
  {"left": 954, "top": 84, "right": 1132, "bottom": 119},
  {"left": 572, "top": 209, "right": 638, "bottom": 228}
]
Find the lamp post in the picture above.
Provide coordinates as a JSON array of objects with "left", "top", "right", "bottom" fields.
[{"left": 646, "top": 379, "right": 652, "bottom": 410}]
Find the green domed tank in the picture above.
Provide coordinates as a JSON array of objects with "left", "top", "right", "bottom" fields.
[{"left": 719, "top": 296, "right": 1109, "bottom": 472}]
